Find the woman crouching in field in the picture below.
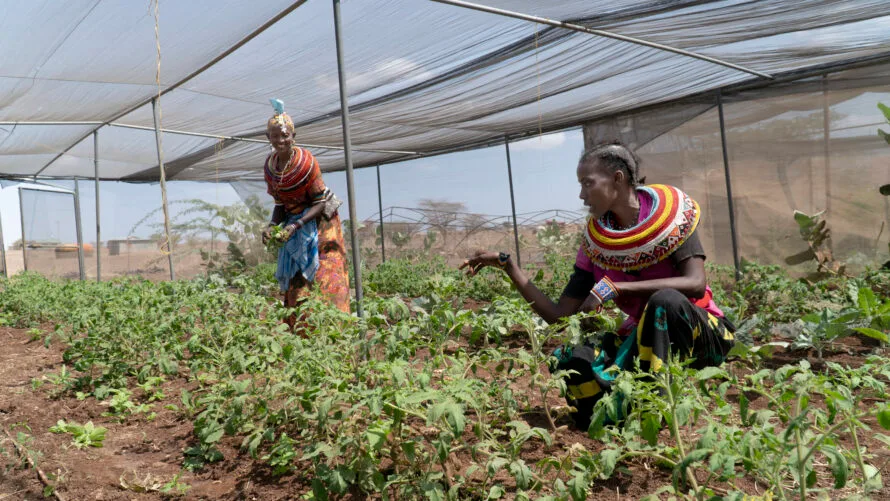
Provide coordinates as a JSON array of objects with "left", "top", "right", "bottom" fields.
[{"left": 461, "top": 141, "right": 735, "bottom": 427}]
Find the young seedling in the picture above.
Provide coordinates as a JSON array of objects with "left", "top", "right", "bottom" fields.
[{"left": 49, "top": 420, "right": 107, "bottom": 449}]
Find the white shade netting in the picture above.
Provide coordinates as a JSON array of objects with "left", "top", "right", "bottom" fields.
[{"left": 0, "top": 0, "right": 887, "bottom": 181}]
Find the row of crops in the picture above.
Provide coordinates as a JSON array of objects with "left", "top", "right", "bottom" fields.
[{"left": 1, "top": 258, "right": 889, "bottom": 500}]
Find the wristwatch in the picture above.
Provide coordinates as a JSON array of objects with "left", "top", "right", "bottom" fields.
[{"left": 497, "top": 252, "right": 511, "bottom": 269}]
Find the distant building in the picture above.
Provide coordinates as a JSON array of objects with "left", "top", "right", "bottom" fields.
[{"left": 107, "top": 238, "right": 157, "bottom": 256}]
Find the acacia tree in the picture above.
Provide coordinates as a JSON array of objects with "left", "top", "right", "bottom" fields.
[
  {"left": 131, "top": 195, "right": 272, "bottom": 273},
  {"left": 417, "top": 199, "right": 467, "bottom": 248}
]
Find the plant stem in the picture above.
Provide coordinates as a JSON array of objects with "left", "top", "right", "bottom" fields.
[
  {"left": 742, "top": 385, "right": 792, "bottom": 422},
  {"left": 621, "top": 450, "right": 678, "bottom": 468},
  {"left": 391, "top": 418, "right": 402, "bottom": 477},
  {"left": 539, "top": 386, "right": 557, "bottom": 432},
  {"left": 383, "top": 402, "right": 427, "bottom": 421},
  {"left": 801, "top": 418, "right": 856, "bottom": 466},
  {"left": 794, "top": 396, "right": 806, "bottom": 501},
  {"left": 663, "top": 372, "right": 700, "bottom": 495},
  {"left": 700, "top": 471, "right": 716, "bottom": 501},
  {"left": 847, "top": 417, "right": 870, "bottom": 492},
  {"left": 528, "top": 324, "right": 557, "bottom": 433}
]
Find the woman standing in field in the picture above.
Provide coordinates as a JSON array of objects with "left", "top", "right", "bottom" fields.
[
  {"left": 461, "top": 141, "right": 735, "bottom": 427},
  {"left": 261, "top": 99, "right": 350, "bottom": 325}
]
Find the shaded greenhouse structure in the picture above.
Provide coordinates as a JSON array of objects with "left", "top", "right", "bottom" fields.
[{"left": 2, "top": 0, "right": 890, "bottom": 314}]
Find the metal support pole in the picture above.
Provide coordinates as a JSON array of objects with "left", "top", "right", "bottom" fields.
[
  {"left": 94, "top": 131, "right": 101, "bottom": 282},
  {"left": 376, "top": 165, "right": 386, "bottom": 263},
  {"left": 18, "top": 188, "right": 28, "bottom": 272},
  {"left": 73, "top": 179, "right": 86, "bottom": 281},
  {"left": 0, "top": 205, "right": 7, "bottom": 278},
  {"left": 152, "top": 97, "right": 176, "bottom": 281},
  {"left": 504, "top": 136, "right": 521, "bottom": 267},
  {"left": 822, "top": 75, "right": 832, "bottom": 217},
  {"left": 717, "top": 90, "right": 741, "bottom": 281},
  {"left": 332, "top": 0, "right": 363, "bottom": 316}
]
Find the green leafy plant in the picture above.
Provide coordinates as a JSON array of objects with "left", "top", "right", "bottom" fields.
[
  {"left": 131, "top": 195, "right": 274, "bottom": 275},
  {"left": 849, "top": 286, "right": 890, "bottom": 344},
  {"left": 102, "top": 388, "right": 155, "bottom": 421},
  {"left": 1, "top": 427, "right": 43, "bottom": 473},
  {"left": 5, "top": 256, "right": 890, "bottom": 499},
  {"left": 423, "top": 230, "right": 438, "bottom": 252},
  {"left": 878, "top": 102, "right": 890, "bottom": 145},
  {"left": 265, "top": 224, "right": 289, "bottom": 252},
  {"left": 535, "top": 220, "right": 579, "bottom": 256},
  {"left": 49, "top": 420, "right": 107, "bottom": 449},
  {"left": 261, "top": 433, "right": 298, "bottom": 476},
  {"left": 789, "top": 308, "right": 859, "bottom": 362},
  {"left": 786, "top": 210, "right": 845, "bottom": 277},
  {"left": 391, "top": 230, "right": 412, "bottom": 250}
]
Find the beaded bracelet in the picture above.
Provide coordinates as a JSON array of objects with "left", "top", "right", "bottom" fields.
[{"left": 590, "top": 276, "right": 620, "bottom": 303}]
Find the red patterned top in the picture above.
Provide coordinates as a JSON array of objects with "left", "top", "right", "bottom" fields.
[{"left": 264, "top": 147, "right": 328, "bottom": 213}]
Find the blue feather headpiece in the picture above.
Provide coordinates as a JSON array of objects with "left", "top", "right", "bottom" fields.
[
  {"left": 268, "top": 98, "right": 293, "bottom": 130},
  {"left": 270, "top": 98, "right": 285, "bottom": 115}
]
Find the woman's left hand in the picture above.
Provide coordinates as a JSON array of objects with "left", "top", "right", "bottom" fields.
[
  {"left": 283, "top": 224, "right": 300, "bottom": 241},
  {"left": 580, "top": 294, "right": 603, "bottom": 314}
]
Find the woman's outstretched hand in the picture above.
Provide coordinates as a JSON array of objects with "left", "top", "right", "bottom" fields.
[
  {"left": 261, "top": 227, "right": 273, "bottom": 245},
  {"left": 459, "top": 250, "right": 502, "bottom": 276}
]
